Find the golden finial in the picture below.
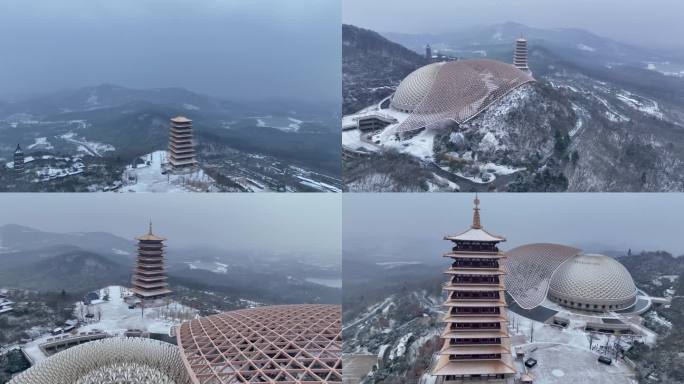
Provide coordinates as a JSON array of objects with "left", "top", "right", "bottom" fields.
[{"left": 472, "top": 193, "right": 482, "bottom": 229}]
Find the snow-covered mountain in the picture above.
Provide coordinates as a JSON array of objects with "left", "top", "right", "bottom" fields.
[{"left": 343, "top": 23, "right": 684, "bottom": 192}]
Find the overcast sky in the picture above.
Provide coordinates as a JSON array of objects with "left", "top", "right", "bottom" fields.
[
  {"left": 0, "top": 194, "right": 340, "bottom": 257},
  {"left": 344, "top": 193, "right": 684, "bottom": 257},
  {"left": 343, "top": 0, "right": 684, "bottom": 49},
  {"left": 0, "top": 0, "right": 340, "bottom": 103}
]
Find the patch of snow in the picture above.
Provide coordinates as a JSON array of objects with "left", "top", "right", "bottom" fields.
[
  {"left": 389, "top": 333, "right": 413, "bottom": 361},
  {"left": 121, "top": 151, "right": 217, "bottom": 193},
  {"left": 182, "top": 103, "right": 199, "bottom": 111},
  {"left": 27, "top": 137, "right": 54, "bottom": 150},
  {"left": 577, "top": 44, "right": 596, "bottom": 52}
]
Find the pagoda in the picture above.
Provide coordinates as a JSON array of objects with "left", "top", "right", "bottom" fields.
[
  {"left": 167, "top": 116, "right": 196, "bottom": 170},
  {"left": 131, "top": 222, "right": 172, "bottom": 300},
  {"left": 13, "top": 144, "right": 24, "bottom": 178},
  {"left": 513, "top": 37, "right": 530, "bottom": 74},
  {"left": 432, "top": 196, "right": 515, "bottom": 384}
]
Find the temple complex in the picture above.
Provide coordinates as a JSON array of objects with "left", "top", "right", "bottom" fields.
[
  {"left": 433, "top": 196, "right": 515, "bottom": 384},
  {"left": 131, "top": 222, "right": 172, "bottom": 301},
  {"left": 167, "top": 116, "right": 196, "bottom": 171}
]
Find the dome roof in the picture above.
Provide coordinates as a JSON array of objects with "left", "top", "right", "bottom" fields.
[
  {"left": 390, "top": 59, "right": 534, "bottom": 133},
  {"left": 390, "top": 62, "right": 444, "bottom": 112},
  {"left": 549, "top": 254, "right": 637, "bottom": 305},
  {"left": 177, "top": 304, "right": 342, "bottom": 383},
  {"left": 9, "top": 338, "right": 190, "bottom": 384}
]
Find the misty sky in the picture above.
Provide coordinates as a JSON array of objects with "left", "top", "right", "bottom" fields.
[
  {"left": 343, "top": 0, "right": 684, "bottom": 49},
  {"left": 343, "top": 193, "right": 684, "bottom": 257},
  {"left": 0, "top": 0, "right": 340, "bottom": 103},
  {"left": 0, "top": 194, "right": 340, "bottom": 256}
]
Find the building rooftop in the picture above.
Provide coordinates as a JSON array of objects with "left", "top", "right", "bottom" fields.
[
  {"left": 170, "top": 116, "right": 192, "bottom": 123},
  {"left": 177, "top": 304, "right": 342, "bottom": 383},
  {"left": 390, "top": 58, "right": 534, "bottom": 133},
  {"left": 9, "top": 337, "right": 191, "bottom": 384}
]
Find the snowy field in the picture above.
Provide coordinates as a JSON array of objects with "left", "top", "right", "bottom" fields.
[
  {"left": 121, "top": 151, "right": 217, "bottom": 192},
  {"left": 21, "top": 286, "right": 196, "bottom": 364},
  {"left": 255, "top": 116, "right": 303, "bottom": 132}
]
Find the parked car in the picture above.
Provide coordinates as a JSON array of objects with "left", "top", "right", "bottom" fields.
[
  {"left": 524, "top": 358, "right": 538, "bottom": 368},
  {"left": 598, "top": 356, "right": 612, "bottom": 365}
]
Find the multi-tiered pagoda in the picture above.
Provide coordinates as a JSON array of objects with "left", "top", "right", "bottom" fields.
[
  {"left": 513, "top": 38, "right": 530, "bottom": 74},
  {"left": 13, "top": 144, "right": 25, "bottom": 178},
  {"left": 433, "top": 196, "right": 515, "bottom": 384},
  {"left": 167, "top": 116, "right": 196, "bottom": 170},
  {"left": 131, "top": 223, "right": 172, "bottom": 301}
]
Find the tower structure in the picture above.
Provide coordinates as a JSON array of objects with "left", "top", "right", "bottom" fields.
[
  {"left": 167, "top": 116, "right": 196, "bottom": 171},
  {"left": 433, "top": 196, "right": 515, "bottom": 384},
  {"left": 513, "top": 38, "right": 530, "bottom": 73},
  {"left": 426, "top": 44, "right": 433, "bottom": 61},
  {"left": 131, "top": 222, "right": 172, "bottom": 301},
  {"left": 13, "top": 144, "right": 24, "bottom": 178}
]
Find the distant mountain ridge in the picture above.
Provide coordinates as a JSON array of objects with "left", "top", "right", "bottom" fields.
[
  {"left": 342, "top": 24, "right": 428, "bottom": 114},
  {"left": 383, "top": 21, "right": 676, "bottom": 64}
]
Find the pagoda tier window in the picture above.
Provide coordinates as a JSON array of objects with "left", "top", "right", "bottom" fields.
[
  {"left": 449, "top": 337, "right": 501, "bottom": 345},
  {"left": 452, "top": 242, "right": 499, "bottom": 252},
  {"left": 449, "top": 353, "right": 502, "bottom": 361},
  {"left": 450, "top": 291, "right": 500, "bottom": 300},
  {"left": 451, "top": 275, "right": 500, "bottom": 284},
  {"left": 450, "top": 307, "right": 500, "bottom": 315},
  {"left": 444, "top": 374, "right": 506, "bottom": 380},
  {"left": 451, "top": 322, "right": 501, "bottom": 330},
  {"left": 452, "top": 259, "right": 499, "bottom": 268}
]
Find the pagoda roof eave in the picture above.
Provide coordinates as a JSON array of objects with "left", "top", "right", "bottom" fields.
[{"left": 444, "top": 227, "right": 505, "bottom": 243}]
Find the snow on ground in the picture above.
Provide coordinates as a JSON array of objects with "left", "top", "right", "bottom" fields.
[
  {"left": 296, "top": 175, "right": 342, "bottom": 193},
  {"left": 185, "top": 260, "right": 228, "bottom": 274},
  {"left": 375, "top": 261, "right": 423, "bottom": 268},
  {"left": 616, "top": 91, "right": 664, "bottom": 119},
  {"left": 645, "top": 311, "right": 672, "bottom": 328},
  {"left": 254, "top": 116, "right": 302, "bottom": 132},
  {"left": 377, "top": 128, "right": 437, "bottom": 161},
  {"left": 121, "top": 151, "right": 217, "bottom": 192},
  {"left": 427, "top": 173, "right": 460, "bottom": 192},
  {"left": 577, "top": 43, "right": 596, "bottom": 52},
  {"left": 341, "top": 129, "right": 379, "bottom": 152},
  {"left": 593, "top": 95, "right": 630, "bottom": 122},
  {"left": 21, "top": 286, "right": 196, "bottom": 364},
  {"left": 34, "top": 163, "right": 85, "bottom": 181},
  {"left": 389, "top": 333, "right": 413, "bottom": 361},
  {"left": 182, "top": 103, "right": 199, "bottom": 110},
  {"left": 77, "top": 286, "right": 197, "bottom": 336},
  {"left": 303, "top": 277, "right": 343, "bottom": 288},
  {"left": 60, "top": 132, "right": 115, "bottom": 157},
  {"left": 27, "top": 137, "right": 54, "bottom": 150},
  {"left": 570, "top": 103, "right": 586, "bottom": 137}
]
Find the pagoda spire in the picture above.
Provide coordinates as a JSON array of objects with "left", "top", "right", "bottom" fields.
[
  {"left": 148, "top": 219, "right": 153, "bottom": 235},
  {"left": 471, "top": 193, "right": 482, "bottom": 229}
]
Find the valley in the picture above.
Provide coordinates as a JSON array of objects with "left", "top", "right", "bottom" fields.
[{"left": 0, "top": 85, "right": 341, "bottom": 192}]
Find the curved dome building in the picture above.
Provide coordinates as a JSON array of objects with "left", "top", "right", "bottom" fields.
[
  {"left": 9, "top": 338, "right": 191, "bottom": 384},
  {"left": 505, "top": 244, "right": 638, "bottom": 313},
  {"left": 548, "top": 254, "right": 637, "bottom": 311},
  {"left": 389, "top": 59, "right": 534, "bottom": 133},
  {"left": 177, "top": 304, "right": 342, "bottom": 383}
]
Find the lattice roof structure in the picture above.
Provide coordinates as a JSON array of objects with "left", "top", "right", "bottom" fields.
[
  {"left": 177, "top": 304, "right": 342, "bottom": 384},
  {"left": 504, "top": 243, "right": 581, "bottom": 309},
  {"left": 9, "top": 337, "right": 191, "bottom": 384},
  {"left": 390, "top": 59, "right": 534, "bottom": 133},
  {"left": 549, "top": 253, "right": 637, "bottom": 308},
  {"left": 505, "top": 244, "right": 638, "bottom": 312}
]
